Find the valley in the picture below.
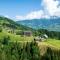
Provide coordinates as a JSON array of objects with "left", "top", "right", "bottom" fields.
[{"left": 0, "top": 16, "right": 60, "bottom": 60}]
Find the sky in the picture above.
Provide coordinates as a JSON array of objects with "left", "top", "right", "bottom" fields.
[{"left": 0, "top": 0, "right": 60, "bottom": 20}]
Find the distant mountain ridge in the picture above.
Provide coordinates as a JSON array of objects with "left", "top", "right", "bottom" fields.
[{"left": 17, "top": 18, "right": 60, "bottom": 31}]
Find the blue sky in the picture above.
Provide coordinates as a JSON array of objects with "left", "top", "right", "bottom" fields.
[
  {"left": 0, "top": 0, "right": 60, "bottom": 20},
  {"left": 0, "top": 0, "right": 41, "bottom": 20}
]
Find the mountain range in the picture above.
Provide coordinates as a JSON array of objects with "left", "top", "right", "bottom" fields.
[
  {"left": 17, "top": 18, "right": 60, "bottom": 32},
  {"left": 0, "top": 16, "right": 60, "bottom": 32}
]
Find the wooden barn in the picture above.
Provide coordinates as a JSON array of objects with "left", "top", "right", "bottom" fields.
[{"left": 23, "top": 31, "right": 32, "bottom": 36}]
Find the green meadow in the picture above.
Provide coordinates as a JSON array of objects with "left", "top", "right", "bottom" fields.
[{"left": 0, "top": 31, "right": 33, "bottom": 42}]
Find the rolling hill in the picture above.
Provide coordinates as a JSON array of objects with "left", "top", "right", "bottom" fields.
[{"left": 17, "top": 18, "right": 60, "bottom": 31}]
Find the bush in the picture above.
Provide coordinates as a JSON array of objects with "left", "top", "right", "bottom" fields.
[{"left": 16, "top": 31, "right": 23, "bottom": 35}]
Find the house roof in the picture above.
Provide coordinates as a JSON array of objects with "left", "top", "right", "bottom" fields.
[{"left": 43, "top": 34, "right": 48, "bottom": 38}]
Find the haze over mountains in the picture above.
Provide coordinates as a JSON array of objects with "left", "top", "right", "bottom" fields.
[{"left": 17, "top": 17, "right": 60, "bottom": 32}]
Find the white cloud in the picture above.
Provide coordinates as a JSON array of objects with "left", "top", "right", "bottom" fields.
[
  {"left": 16, "top": 10, "right": 50, "bottom": 20},
  {"left": 24, "top": 10, "right": 48, "bottom": 19},
  {"left": 16, "top": 10, "right": 42, "bottom": 20},
  {"left": 16, "top": 0, "right": 60, "bottom": 20},
  {"left": 42, "top": 0, "right": 60, "bottom": 16}
]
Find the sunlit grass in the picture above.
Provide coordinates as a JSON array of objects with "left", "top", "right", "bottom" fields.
[{"left": 0, "top": 31, "right": 33, "bottom": 42}]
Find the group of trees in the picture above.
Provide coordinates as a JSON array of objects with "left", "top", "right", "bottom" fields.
[
  {"left": 0, "top": 36, "right": 60, "bottom": 60},
  {"left": 34, "top": 29, "right": 60, "bottom": 40}
]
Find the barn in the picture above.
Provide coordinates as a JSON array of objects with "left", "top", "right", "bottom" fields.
[{"left": 23, "top": 31, "right": 32, "bottom": 36}]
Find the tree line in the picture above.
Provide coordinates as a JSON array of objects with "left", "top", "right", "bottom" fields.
[{"left": 34, "top": 29, "right": 60, "bottom": 40}]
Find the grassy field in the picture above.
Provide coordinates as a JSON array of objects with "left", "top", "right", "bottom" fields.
[{"left": 0, "top": 31, "right": 60, "bottom": 50}]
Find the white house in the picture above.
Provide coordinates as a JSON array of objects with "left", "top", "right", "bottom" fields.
[{"left": 34, "top": 34, "right": 48, "bottom": 42}]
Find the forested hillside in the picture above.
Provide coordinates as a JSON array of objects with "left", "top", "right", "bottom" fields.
[
  {"left": 0, "top": 16, "right": 33, "bottom": 31},
  {"left": 17, "top": 18, "right": 60, "bottom": 31}
]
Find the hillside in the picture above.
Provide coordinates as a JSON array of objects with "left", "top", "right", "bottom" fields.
[
  {"left": 17, "top": 18, "right": 60, "bottom": 31},
  {"left": 0, "top": 16, "right": 34, "bottom": 42},
  {"left": 0, "top": 16, "right": 33, "bottom": 31}
]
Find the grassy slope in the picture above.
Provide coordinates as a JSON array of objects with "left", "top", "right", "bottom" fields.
[
  {"left": 0, "top": 31, "right": 60, "bottom": 49},
  {"left": 46, "top": 39, "right": 60, "bottom": 48},
  {"left": 38, "top": 39, "right": 60, "bottom": 49},
  {"left": 37, "top": 39, "right": 60, "bottom": 55}
]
